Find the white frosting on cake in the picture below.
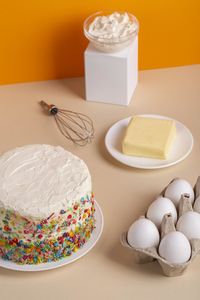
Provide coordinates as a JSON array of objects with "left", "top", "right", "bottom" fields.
[{"left": 0, "top": 144, "right": 91, "bottom": 219}]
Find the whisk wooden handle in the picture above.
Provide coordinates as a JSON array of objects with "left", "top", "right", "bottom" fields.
[
  {"left": 40, "top": 101, "right": 58, "bottom": 115},
  {"left": 40, "top": 100, "right": 50, "bottom": 110}
]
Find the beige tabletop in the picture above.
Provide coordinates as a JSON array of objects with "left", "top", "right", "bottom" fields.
[{"left": 0, "top": 65, "right": 200, "bottom": 300}]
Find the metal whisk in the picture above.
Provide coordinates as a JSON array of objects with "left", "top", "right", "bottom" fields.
[{"left": 40, "top": 101, "right": 94, "bottom": 146}]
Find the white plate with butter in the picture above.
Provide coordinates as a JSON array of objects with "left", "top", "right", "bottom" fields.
[{"left": 105, "top": 114, "right": 193, "bottom": 169}]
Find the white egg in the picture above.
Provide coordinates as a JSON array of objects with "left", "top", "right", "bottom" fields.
[
  {"left": 127, "top": 218, "right": 160, "bottom": 249},
  {"left": 159, "top": 231, "right": 191, "bottom": 264},
  {"left": 164, "top": 179, "right": 194, "bottom": 207},
  {"left": 146, "top": 196, "right": 177, "bottom": 228},
  {"left": 176, "top": 211, "right": 200, "bottom": 239}
]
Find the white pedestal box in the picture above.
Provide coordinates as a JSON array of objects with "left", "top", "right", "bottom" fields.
[{"left": 84, "top": 36, "right": 138, "bottom": 106}]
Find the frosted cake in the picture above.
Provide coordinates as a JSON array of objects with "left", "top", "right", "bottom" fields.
[{"left": 0, "top": 144, "right": 95, "bottom": 264}]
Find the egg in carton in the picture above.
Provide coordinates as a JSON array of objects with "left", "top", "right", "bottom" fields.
[{"left": 121, "top": 176, "right": 200, "bottom": 277}]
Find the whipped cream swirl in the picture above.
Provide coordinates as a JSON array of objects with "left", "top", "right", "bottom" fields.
[{"left": 89, "top": 12, "right": 137, "bottom": 41}]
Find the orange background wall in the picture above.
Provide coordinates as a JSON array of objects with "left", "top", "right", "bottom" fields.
[{"left": 0, "top": 1, "right": 199, "bottom": 85}]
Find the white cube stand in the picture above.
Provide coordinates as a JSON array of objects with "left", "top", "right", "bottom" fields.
[{"left": 84, "top": 36, "right": 138, "bottom": 106}]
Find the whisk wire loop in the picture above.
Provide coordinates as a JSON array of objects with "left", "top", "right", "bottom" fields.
[{"left": 40, "top": 101, "right": 94, "bottom": 146}]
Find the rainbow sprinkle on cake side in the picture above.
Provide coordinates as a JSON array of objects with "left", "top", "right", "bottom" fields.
[{"left": 0, "top": 144, "right": 95, "bottom": 264}]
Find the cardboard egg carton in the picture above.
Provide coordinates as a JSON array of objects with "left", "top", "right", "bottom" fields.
[{"left": 121, "top": 176, "right": 200, "bottom": 277}]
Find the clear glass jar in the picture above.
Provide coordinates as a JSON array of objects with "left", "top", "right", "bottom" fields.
[{"left": 83, "top": 11, "right": 139, "bottom": 53}]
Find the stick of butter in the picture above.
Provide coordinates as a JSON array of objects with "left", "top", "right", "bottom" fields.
[{"left": 122, "top": 116, "right": 176, "bottom": 159}]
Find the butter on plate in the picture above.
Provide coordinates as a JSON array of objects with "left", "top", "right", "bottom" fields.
[{"left": 122, "top": 116, "right": 176, "bottom": 159}]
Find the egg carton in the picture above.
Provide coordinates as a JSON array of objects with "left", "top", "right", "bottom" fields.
[{"left": 121, "top": 176, "right": 200, "bottom": 277}]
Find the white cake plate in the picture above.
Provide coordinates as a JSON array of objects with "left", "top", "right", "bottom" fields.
[
  {"left": 0, "top": 201, "right": 104, "bottom": 272},
  {"left": 105, "top": 114, "right": 193, "bottom": 169}
]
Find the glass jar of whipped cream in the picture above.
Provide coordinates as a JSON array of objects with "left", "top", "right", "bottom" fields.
[{"left": 83, "top": 11, "right": 139, "bottom": 53}]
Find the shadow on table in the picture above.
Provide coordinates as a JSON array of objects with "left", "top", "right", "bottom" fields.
[
  {"left": 56, "top": 77, "right": 86, "bottom": 100},
  {"left": 106, "top": 240, "right": 163, "bottom": 277},
  {"left": 66, "top": 77, "right": 85, "bottom": 100}
]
